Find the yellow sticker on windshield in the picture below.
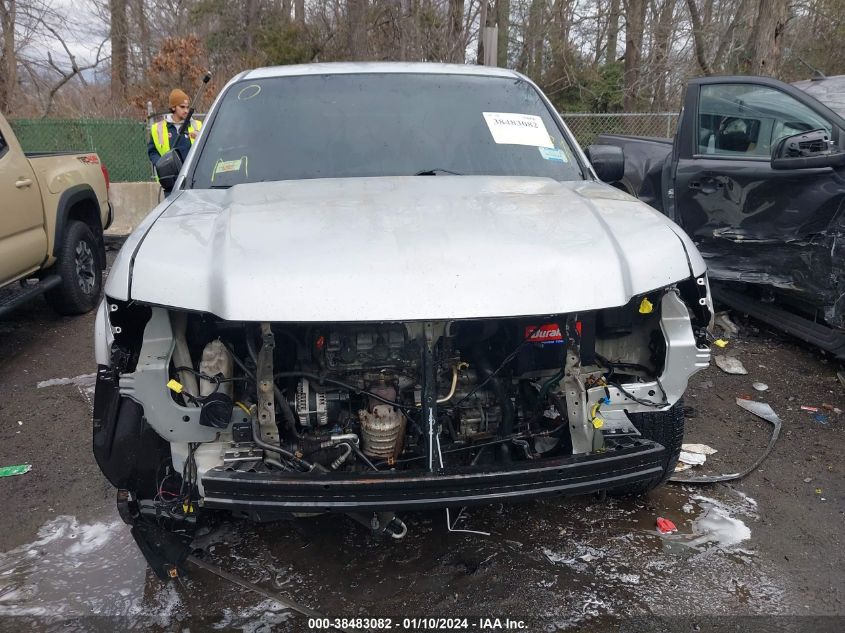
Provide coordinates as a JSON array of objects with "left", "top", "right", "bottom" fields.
[{"left": 215, "top": 159, "right": 243, "bottom": 174}]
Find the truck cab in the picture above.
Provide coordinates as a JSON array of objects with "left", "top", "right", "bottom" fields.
[{"left": 597, "top": 75, "right": 845, "bottom": 358}]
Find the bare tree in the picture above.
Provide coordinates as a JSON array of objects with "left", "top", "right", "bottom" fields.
[
  {"left": 448, "top": 0, "right": 465, "bottom": 62},
  {"left": 41, "top": 24, "right": 107, "bottom": 116},
  {"left": 109, "top": 0, "right": 128, "bottom": 99},
  {"left": 605, "top": 0, "right": 621, "bottom": 62},
  {"left": 496, "top": 0, "right": 508, "bottom": 66},
  {"left": 0, "top": 0, "right": 16, "bottom": 112},
  {"left": 623, "top": 0, "right": 646, "bottom": 110},
  {"left": 347, "top": 0, "right": 368, "bottom": 59},
  {"left": 742, "top": 0, "right": 788, "bottom": 75}
]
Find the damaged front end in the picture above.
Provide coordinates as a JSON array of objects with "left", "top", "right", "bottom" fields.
[{"left": 93, "top": 278, "right": 711, "bottom": 574}]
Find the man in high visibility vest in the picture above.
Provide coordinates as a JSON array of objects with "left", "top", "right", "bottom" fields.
[{"left": 147, "top": 88, "right": 202, "bottom": 168}]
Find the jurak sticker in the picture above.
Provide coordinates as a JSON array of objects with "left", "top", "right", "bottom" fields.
[
  {"left": 483, "top": 112, "right": 553, "bottom": 147},
  {"left": 538, "top": 147, "right": 568, "bottom": 162},
  {"left": 525, "top": 324, "right": 563, "bottom": 345}
]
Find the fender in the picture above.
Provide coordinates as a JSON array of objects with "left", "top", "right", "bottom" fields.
[{"left": 53, "top": 184, "right": 107, "bottom": 268}]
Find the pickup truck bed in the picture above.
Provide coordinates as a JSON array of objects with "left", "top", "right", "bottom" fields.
[{"left": 597, "top": 133, "right": 673, "bottom": 216}]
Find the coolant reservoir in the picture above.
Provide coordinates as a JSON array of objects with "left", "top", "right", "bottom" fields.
[{"left": 199, "top": 340, "right": 234, "bottom": 397}]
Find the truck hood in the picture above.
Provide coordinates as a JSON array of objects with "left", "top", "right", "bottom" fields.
[{"left": 111, "top": 176, "right": 702, "bottom": 321}]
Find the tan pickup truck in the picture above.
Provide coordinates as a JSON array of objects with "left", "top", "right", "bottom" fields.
[{"left": 0, "top": 111, "right": 111, "bottom": 317}]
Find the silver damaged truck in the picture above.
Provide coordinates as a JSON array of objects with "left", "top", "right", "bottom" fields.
[{"left": 92, "top": 63, "right": 712, "bottom": 576}]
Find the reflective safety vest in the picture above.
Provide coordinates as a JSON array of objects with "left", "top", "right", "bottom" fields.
[{"left": 151, "top": 118, "right": 202, "bottom": 156}]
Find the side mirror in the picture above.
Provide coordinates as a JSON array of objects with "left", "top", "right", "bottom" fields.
[
  {"left": 771, "top": 129, "right": 845, "bottom": 170},
  {"left": 154, "top": 149, "right": 183, "bottom": 192},
  {"left": 585, "top": 144, "right": 625, "bottom": 183}
]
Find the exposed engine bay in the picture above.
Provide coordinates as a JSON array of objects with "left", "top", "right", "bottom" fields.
[{"left": 95, "top": 280, "right": 711, "bottom": 536}]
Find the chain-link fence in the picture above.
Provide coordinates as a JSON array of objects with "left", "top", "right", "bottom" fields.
[
  {"left": 562, "top": 112, "right": 679, "bottom": 147},
  {"left": 10, "top": 118, "right": 151, "bottom": 182},
  {"left": 8, "top": 112, "right": 679, "bottom": 183}
]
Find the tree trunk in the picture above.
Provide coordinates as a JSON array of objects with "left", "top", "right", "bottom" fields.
[
  {"left": 245, "top": 0, "right": 259, "bottom": 54},
  {"left": 109, "top": 0, "right": 128, "bottom": 100},
  {"left": 447, "top": 0, "right": 465, "bottom": 63},
  {"left": 132, "top": 0, "right": 151, "bottom": 71},
  {"left": 347, "top": 0, "right": 368, "bottom": 60},
  {"left": 295, "top": 0, "right": 305, "bottom": 25},
  {"left": 496, "top": 0, "right": 509, "bottom": 67},
  {"left": 605, "top": 0, "right": 621, "bottom": 63},
  {"left": 651, "top": 0, "right": 676, "bottom": 108},
  {"left": 744, "top": 0, "right": 788, "bottom": 76},
  {"left": 686, "top": 0, "right": 712, "bottom": 75},
  {"left": 623, "top": 0, "right": 646, "bottom": 111},
  {"left": 0, "top": 0, "right": 16, "bottom": 113},
  {"left": 527, "top": 0, "right": 543, "bottom": 78}
]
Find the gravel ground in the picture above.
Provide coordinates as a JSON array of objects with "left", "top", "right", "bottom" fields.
[{"left": 0, "top": 263, "right": 842, "bottom": 632}]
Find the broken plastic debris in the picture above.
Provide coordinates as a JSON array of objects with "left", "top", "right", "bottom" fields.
[
  {"left": 656, "top": 517, "right": 677, "bottom": 534},
  {"left": 713, "top": 339, "right": 729, "bottom": 348},
  {"left": 736, "top": 398, "right": 781, "bottom": 425},
  {"left": 803, "top": 477, "right": 813, "bottom": 483},
  {"left": 682, "top": 443, "right": 717, "bottom": 455},
  {"left": 714, "top": 312, "right": 740, "bottom": 335},
  {"left": 638, "top": 297, "right": 654, "bottom": 314},
  {"left": 671, "top": 399, "right": 781, "bottom": 484},
  {"left": 0, "top": 464, "right": 31, "bottom": 477},
  {"left": 814, "top": 414, "right": 829, "bottom": 425},
  {"left": 752, "top": 382, "right": 769, "bottom": 392},
  {"left": 674, "top": 462, "right": 693, "bottom": 472},
  {"left": 800, "top": 406, "right": 819, "bottom": 413},
  {"left": 679, "top": 451, "right": 707, "bottom": 466},
  {"left": 815, "top": 488, "right": 822, "bottom": 495},
  {"left": 714, "top": 355, "right": 748, "bottom": 375}
]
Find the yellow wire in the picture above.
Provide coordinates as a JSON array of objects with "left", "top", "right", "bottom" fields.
[{"left": 235, "top": 401, "right": 252, "bottom": 416}]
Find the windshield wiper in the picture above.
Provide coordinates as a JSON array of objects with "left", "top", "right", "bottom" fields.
[
  {"left": 414, "top": 168, "right": 462, "bottom": 176},
  {"left": 210, "top": 184, "right": 233, "bottom": 189}
]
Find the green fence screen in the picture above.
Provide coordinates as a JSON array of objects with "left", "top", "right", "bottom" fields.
[
  {"left": 10, "top": 119, "right": 153, "bottom": 183},
  {"left": 8, "top": 113, "right": 679, "bottom": 184}
]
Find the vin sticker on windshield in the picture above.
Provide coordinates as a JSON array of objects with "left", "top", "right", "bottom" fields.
[
  {"left": 538, "top": 147, "right": 568, "bottom": 162},
  {"left": 483, "top": 112, "right": 553, "bottom": 148}
]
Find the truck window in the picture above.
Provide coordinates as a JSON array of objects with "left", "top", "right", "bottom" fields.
[
  {"left": 697, "top": 84, "right": 831, "bottom": 158},
  {"left": 0, "top": 131, "right": 7, "bottom": 159}
]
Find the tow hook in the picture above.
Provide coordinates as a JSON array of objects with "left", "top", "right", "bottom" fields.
[{"left": 348, "top": 511, "right": 408, "bottom": 539}]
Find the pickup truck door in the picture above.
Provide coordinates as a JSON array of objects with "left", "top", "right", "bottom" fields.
[
  {"left": 0, "top": 126, "right": 48, "bottom": 286},
  {"left": 672, "top": 77, "right": 845, "bottom": 315}
]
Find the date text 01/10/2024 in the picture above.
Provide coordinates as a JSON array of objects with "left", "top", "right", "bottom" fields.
[{"left": 307, "top": 617, "right": 528, "bottom": 631}]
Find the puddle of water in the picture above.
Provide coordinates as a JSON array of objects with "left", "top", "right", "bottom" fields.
[
  {"left": 0, "top": 485, "right": 792, "bottom": 631},
  {"left": 35, "top": 373, "right": 97, "bottom": 412},
  {"left": 0, "top": 515, "right": 165, "bottom": 620},
  {"left": 36, "top": 374, "right": 96, "bottom": 390}
]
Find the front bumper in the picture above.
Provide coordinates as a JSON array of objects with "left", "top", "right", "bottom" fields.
[{"left": 200, "top": 439, "right": 665, "bottom": 514}]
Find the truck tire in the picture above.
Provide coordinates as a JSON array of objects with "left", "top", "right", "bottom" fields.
[
  {"left": 46, "top": 220, "right": 102, "bottom": 315},
  {"left": 609, "top": 402, "right": 684, "bottom": 496}
]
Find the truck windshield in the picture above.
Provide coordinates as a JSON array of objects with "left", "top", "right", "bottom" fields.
[{"left": 190, "top": 73, "right": 584, "bottom": 188}]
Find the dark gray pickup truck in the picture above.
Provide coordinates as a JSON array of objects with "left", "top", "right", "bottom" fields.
[{"left": 597, "top": 75, "right": 845, "bottom": 359}]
